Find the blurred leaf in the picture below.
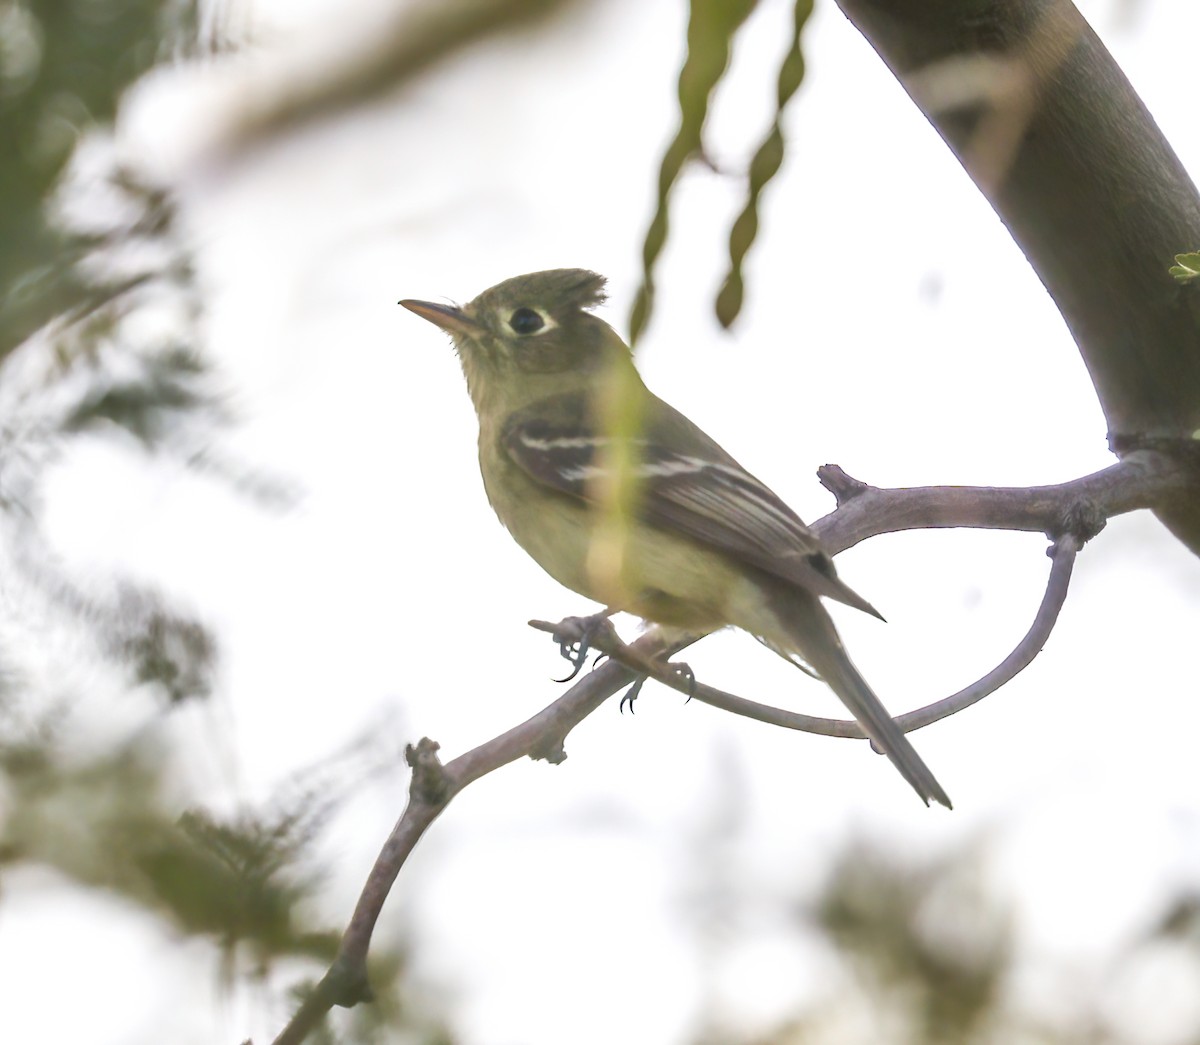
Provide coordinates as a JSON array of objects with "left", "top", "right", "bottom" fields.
[
  {"left": 0, "top": 0, "right": 195, "bottom": 360},
  {"left": 64, "top": 343, "right": 216, "bottom": 447},
  {"left": 224, "top": 0, "right": 587, "bottom": 152},
  {"left": 135, "top": 806, "right": 338, "bottom": 965},
  {"left": 0, "top": 163, "right": 290, "bottom": 711},
  {"left": 0, "top": 714, "right": 359, "bottom": 970},
  {"left": 5, "top": 524, "right": 219, "bottom": 708},
  {"left": 630, "top": 0, "right": 759, "bottom": 345},
  {"left": 699, "top": 831, "right": 1200, "bottom": 1045},
  {"left": 716, "top": 0, "right": 813, "bottom": 328},
  {"left": 1155, "top": 891, "right": 1200, "bottom": 938},
  {"left": 118, "top": 592, "right": 216, "bottom": 706},
  {"left": 817, "top": 840, "right": 1010, "bottom": 1045},
  {"left": 0, "top": 724, "right": 178, "bottom": 885}
]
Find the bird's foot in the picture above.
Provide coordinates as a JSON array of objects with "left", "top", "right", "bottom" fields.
[
  {"left": 670, "top": 661, "right": 697, "bottom": 702},
  {"left": 619, "top": 675, "right": 646, "bottom": 713},
  {"left": 551, "top": 612, "right": 617, "bottom": 683},
  {"left": 618, "top": 658, "right": 696, "bottom": 713}
]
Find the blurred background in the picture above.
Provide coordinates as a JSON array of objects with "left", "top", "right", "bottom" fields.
[{"left": 1, "top": 0, "right": 1199, "bottom": 1042}]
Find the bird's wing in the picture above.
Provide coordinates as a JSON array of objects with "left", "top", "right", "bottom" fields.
[{"left": 501, "top": 395, "right": 881, "bottom": 618}]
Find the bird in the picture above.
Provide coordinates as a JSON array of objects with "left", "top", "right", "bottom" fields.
[{"left": 400, "top": 268, "right": 950, "bottom": 808}]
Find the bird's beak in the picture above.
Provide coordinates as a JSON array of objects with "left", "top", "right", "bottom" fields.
[{"left": 399, "top": 298, "right": 484, "bottom": 336}]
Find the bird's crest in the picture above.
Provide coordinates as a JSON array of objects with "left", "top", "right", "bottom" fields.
[{"left": 475, "top": 269, "right": 607, "bottom": 316}]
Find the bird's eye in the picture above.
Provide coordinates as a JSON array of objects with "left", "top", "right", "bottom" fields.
[{"left": 508, "top": 307, "right": 545, "bottom": 335}]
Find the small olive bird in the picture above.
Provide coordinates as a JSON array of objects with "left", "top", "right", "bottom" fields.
[{"left": 400, "top": 269, "right": 950, "bottom": 808}]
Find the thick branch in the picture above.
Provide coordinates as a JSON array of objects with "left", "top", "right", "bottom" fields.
[
  {"left": 835, "top": 0, "right": 1200, "bottom": 438},
  {"left": 834, "top": 0, "right": 1200, "bottom": 551}
]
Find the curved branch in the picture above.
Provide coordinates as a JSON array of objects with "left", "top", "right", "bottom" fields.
[
  {"left": 534, "top": 532, "right": 1074, "bottom": 740},
  {"left": 890, "top": 533, "right": 1076, "bottom": 731}
]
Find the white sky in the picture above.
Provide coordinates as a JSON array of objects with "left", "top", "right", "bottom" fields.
[{"left": 3, "top": 0, "right": 1200, "bottom": 1042}]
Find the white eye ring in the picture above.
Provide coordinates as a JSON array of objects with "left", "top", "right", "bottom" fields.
[{"left": 505, "top": 306, "right": 557, "bottom": 336}]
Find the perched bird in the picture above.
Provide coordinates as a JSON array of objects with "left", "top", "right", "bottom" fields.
[{"left": 400, "top": 269, "right": 950, "bottom": 808}]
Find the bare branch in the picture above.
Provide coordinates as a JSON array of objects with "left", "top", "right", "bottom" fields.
[
  {"left": 811, "top": 452, "right": 1190, "bottom": 555},
  {"left": 271, "top": 631, "right": 674, "bottom": 1045}
]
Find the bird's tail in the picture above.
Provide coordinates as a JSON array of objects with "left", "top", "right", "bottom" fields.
[{"left": 770, "top": 589, "right": 952, "bottom": 809}]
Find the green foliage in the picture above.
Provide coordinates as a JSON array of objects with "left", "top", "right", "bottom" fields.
[
  {"left": 1169, "top": 250, "right": 1200, "bottom": 283},
  {"left": 0, "top": 0, "right": 332, "bottom": 1019},
  {"left": 136, "top": 806, "right": 338, "bottom": 964},
  {"left": 630, "top": 0, "right": 760, "bottom": 345},
  {"left": 691, "top": 836, "right": 1200, "bottom": 1045},
  {"left": 0, "top": 701, "right": 401, "bottom": 977},
  {"left": 64, "top": 343, "right": 215, "bottom": 446},
  {"left": 632, "top": 0, "right": 813, "bottom": 343},
  {"left": 0, "top": 1, "right": 200, "bottom": 360},
  {"left": 816, "top": 841, "right": 1009, "bottom": 1045},
  {"left": 716, "top": 0, "right": 813, "bottom": 328},
  {"left": 0, "top": 0, "right": 239, "bottom": 711},
  {"left": 0, "top": 273, "right": 227, "bottom": 707},
  {"left": 0, "top": 712, "right": 455, "bottom": 1045},
  {"left": 0, "top": 0, "right": 302, "bottom": 721}
]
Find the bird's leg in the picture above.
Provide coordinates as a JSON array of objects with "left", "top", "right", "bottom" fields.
[{"left": 551, "top": 608, "right": 618, "bottom": 682}]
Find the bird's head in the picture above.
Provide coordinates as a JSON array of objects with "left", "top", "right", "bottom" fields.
[{"left": 401, "top": 269, "right": 629, "bottom": 411}]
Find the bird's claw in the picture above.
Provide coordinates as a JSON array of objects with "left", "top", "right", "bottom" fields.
[
  {"left": 619, "top": 675, "right": 646, "bottom": 714},
  {"left": 552, "top": 613, "right": 612, "bottom": 683},
  {"left": 671, "top": 661, "right": 697, "bottom": 702},
  {"left": 617, "top": 660, "right": 696, "bottom": 714}
]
